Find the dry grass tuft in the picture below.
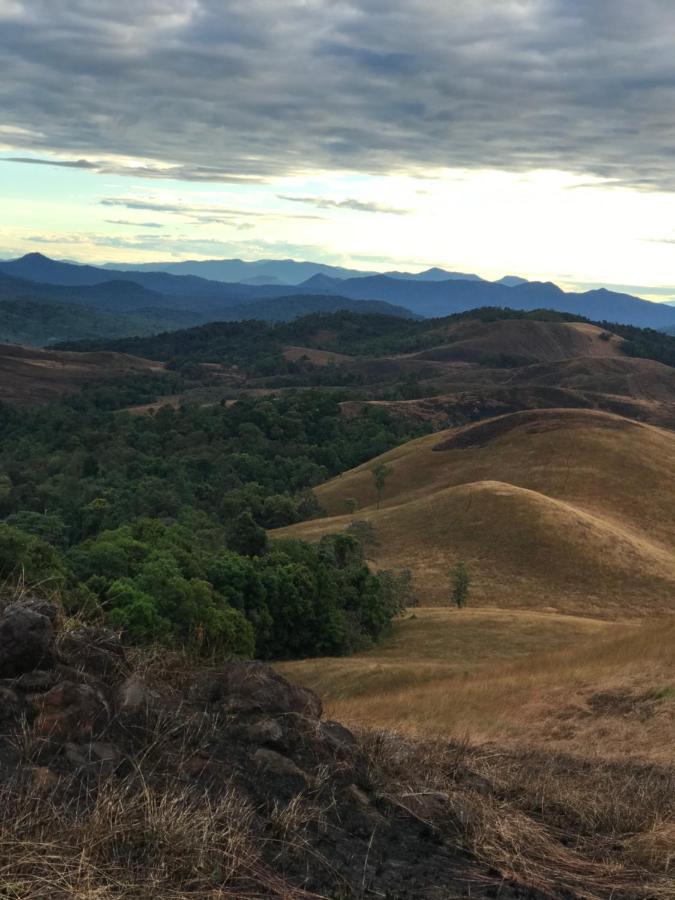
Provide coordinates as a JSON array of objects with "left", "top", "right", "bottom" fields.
[
  {"left": 0, "top": 769, "right": 326, "bottom": 899},
  {"left": 360, "top": 730, "right": 675, "bottom": 899}
]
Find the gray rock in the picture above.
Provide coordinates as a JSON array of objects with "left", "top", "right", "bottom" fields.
[
  {"left": 0, "top": 601, "right": 56, "bottom": 677},
  {"left": 190, "top": 660, "right": 322, "bottom": 719},
  {"left": 241, "top": 717, "right": 286, "bottom": 748},
  {"left": 319, "top": 720, "right": 358, "bottom": 754}
]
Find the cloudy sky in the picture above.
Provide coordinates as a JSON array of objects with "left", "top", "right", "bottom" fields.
[{"left": 2, "top": 0, "right": 675, "bottom": 297}]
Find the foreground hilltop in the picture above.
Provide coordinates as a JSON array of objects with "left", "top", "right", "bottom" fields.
[
  {"left": 0, "top": 594, "right": 669, "bottom": 899},
  {"left": 276, "top": 407, "right": 675, "bottom": 616}
]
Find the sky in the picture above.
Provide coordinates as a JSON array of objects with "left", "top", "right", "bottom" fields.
[{"left": 2, "top": 0, "right": 675, "bottom": 300}]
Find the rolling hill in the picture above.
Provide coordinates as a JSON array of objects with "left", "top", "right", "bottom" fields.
[{"left": 274, "top": 408, "right": 675, "bottom": 616}]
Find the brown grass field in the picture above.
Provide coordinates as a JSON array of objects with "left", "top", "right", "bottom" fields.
[
  {"left": 278, "top": 607, "right": 675, "bottom": 764},
  {"left": 275, "top": 408, "right": 675, "bottom": 614}
]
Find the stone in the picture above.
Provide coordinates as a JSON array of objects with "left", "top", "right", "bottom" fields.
[
  {"left": 241, "top": 716, "right": 286, "bottom": 748},
  {"left": 59, "top": 626, "right": 128, "bottom": 683},
  {"left": 10, "top": 598, "right": 59, "bottom": 625},
  {"left": 190, "top": 660, "right": 322, "bottom": 719},
  {"left": 318, "top": 720, "right": 358, "bottom": 755},
  {"left": 30, "top": 681, "right": 109, "bottom": 742},
  {"left": 252, "top": 747, "right": 310, "bottom": 783},
  {"left": 0, "top": 601, "right": 56, "bottom": 677}
]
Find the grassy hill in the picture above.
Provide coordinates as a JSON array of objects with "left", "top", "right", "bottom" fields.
[
  {"left": 278, "top": 607, "right": 675, "bottom": 763},
  {"left": 274, "top": 408, "right": 675, "bottom": 615}
]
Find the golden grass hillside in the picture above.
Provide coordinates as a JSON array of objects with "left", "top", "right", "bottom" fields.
[
  {"left": 278, "top": 608, "right": 675, "bottom": 764},
  {"left": 274, "top": 408, "right": 675, "bottom": 614},
  {"left": 413, "top": 319, "right": 624, "bottom": 364}
]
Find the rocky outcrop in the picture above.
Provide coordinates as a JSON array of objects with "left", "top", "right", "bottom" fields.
[
  {"left": 0, "top": 597, "right": 56, "bottom": 676},
  {"left": 0, "top": 597, "right": 545, "bottom": 899}
]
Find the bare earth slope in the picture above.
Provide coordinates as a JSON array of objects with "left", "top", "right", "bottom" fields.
[
  {"left": 0, "top": 342, "right": 165, "bottom": 404},
  {"left": 275, "top": 408, "right": 675, "bottom": 615}
]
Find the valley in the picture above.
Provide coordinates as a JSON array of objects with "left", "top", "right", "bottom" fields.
[{"left": 0, "top": 294, "right": 673, "bottom": 898}]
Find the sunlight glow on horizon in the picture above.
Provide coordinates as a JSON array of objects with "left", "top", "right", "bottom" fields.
[{"left": 2, "top": 156, "right": 675, "bottom": 301}]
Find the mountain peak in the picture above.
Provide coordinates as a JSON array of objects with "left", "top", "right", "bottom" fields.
[{"left": 18, "top": 252, "right": 51, "bottom": 262}]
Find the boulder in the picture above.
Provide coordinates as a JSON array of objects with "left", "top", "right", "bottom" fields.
[
  {"left": 0, "top": 600, "right": 57, "bottom": 677},
  {"left": 189, "top": 660, "right": 322, "bottom": 719}
]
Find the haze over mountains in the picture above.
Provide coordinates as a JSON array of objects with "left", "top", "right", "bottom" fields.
[{"left": 2, "top": 252, "right": 675, "bottom": 348}]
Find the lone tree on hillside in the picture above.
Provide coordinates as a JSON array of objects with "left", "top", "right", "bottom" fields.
[
  {"left": 372, "top": 463, "right": 392, "bottom": 510},
  {"left": 451, "top": 561, "right": 470, "bottom": 608}
]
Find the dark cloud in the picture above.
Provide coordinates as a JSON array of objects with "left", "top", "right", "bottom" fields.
[
  {"left": 6, "top": 156, "right": 96, "bottom": 169},
  {"left": 2, "top": 155, "right": 264, "bottom": 183},
  {"left": 2, "top": 1, "right": 675, "bottom": 189},
  {"left": 278, "top": 195, "right": 409, "bottom": 214}
]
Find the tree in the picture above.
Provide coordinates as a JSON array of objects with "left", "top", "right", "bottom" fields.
[
  {"left": 229, "top": 511, "right": 268, "bottom": 557},
  {"left": 451, "top": 561, "right": 470, "bottom": 608},
  {"left": 372, "top": 463, "right": 392, "bottom": 510}
]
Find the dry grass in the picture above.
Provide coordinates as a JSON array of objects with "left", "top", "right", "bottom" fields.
[
  {"left": 275, "top": 408, "right": 675, "bottom": 613},
  {"left": 413, "top": 319, "right": 625, "bottom": 365},
  {"left": 360, "top": 731, "right": 675, "bottom": 898},
  {"left": 0, "top": 773, "right": 312, "bottom": 899},
  {"left": 279, "top": 609, "right": 675, "bottom": 764}
]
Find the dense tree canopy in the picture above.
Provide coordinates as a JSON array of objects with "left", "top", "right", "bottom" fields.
[{"left": 0, "top": 387, "right": 420, "bottom": 659}]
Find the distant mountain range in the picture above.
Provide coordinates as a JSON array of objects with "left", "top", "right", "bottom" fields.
[
  {"left": 1, "top": 253, "right": 675, "bottom": 346},
  {"left": 102, "top": 257, "right": 504, "bottom": 285}
]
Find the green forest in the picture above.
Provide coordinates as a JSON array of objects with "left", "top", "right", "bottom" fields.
[
  {"left": 6, "top": 306, "right": 675, "bottom": 663},
  {"left": 0, "top": 388, "right": 422, "bottom": 660},
  {"left": 59, "top": 307, "right": 675, "bottom": 371}
]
